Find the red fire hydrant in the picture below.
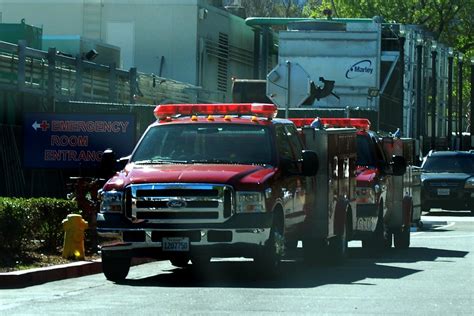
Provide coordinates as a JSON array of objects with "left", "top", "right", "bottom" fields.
[{"left": 62, "top": 214, "right": 88, "bottom": 260}]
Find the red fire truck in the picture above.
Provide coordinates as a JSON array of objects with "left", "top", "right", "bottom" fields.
[
  {"left": 96, "top": 104, "right": 413, "bottom": 281},
  {"left": 291, "top": 117, "right": 418, "bottom": 251}
]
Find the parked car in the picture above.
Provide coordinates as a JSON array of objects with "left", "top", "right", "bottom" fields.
[{"left": 421, "top": 150, "right": 474, "bottom": 214}]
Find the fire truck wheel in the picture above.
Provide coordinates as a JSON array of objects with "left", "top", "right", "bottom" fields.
[
  {"left": 328, "top": 213, "right": 348, "bottom": 263},
  {"left": 362, "top": 204, "right": 387, "bottom": 250},
  {"left": 384, "top": 231, "right": 393, "bottom": 249},
  {"left": 394, "top": 226, "right": 410, "bottom": 249},
  {"left": 102, "top": 254, "right": 131, "bottom": 282},
  {"left": 170, "top": 256, "right": 190, "bottom": 267},
  {"left": 254, "top": 211, "right": 284, "bottom": 275}
]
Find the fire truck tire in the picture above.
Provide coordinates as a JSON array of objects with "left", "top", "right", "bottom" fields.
[
  {"left": 328, "top": 213, "right": 348, "bottom": 263},
  {"left": 362, "top": 203, "right": 387, "bottom": 251},
  {"left": 170, "top": 256, "right": 190, "bottom": 267},
  {"left": 385, "top": 231, "right": 393, "bottom": 248},
  {"left": 102, "top": 254, "right": 131, "bottom": 282},
  {"left": 394, "top": 227, "right": 410, "bottom": 249},
  {"left": 254, "top": 210, "right": 284, "bottom": 275}
]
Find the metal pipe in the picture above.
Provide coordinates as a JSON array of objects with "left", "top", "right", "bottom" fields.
[
  {"left": 416, "top": 42, "right": 423, "bottom": 139},
  {"left": 253, "top": 29, "right": 260, "bottom": 79},
  {"left": 447, "top": 50, "right": 454, "bottom": 149},
  {"left": 470, "top": 58, "right": 474, "bottom": 149},
  {"left": 285, "top": 60, "right": 291, "bottom": 119},
  {"left": 261, "top": 27, "right": 269, "bottom": 80},
  {"left": 458, "top": 53, "right": 464, "bottom": 149},
  {"left": 431, "top": 47, "right": 437, "bottom": 150},
  {"left": 399, "top": 35, "right": 406, "bottom": 136}
]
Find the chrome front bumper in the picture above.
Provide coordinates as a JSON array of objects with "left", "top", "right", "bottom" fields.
[{"left": 97, "top": 212, "right": 273, "bottom": 258}]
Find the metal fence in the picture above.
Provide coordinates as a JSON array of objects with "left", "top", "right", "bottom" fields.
[{"left": 0, "top": 40, "right": 225, "bottom": 123}]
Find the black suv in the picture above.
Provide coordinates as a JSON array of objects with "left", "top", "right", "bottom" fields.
[{"left": 421, "top": 151, "right": 474, "bottom": 214}]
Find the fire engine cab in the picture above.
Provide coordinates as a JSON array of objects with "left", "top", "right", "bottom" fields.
[{"left": 97, "top": 103, "right": 321, "bottom": 281}]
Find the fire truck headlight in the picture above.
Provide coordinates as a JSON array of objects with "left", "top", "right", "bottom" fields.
[
  {"left": 236, "top": 191, "right": 266, "bottom": 213},
  {"left": 356, "top": 187, "right": 376, "bottom": 204},
  {"left": 99, "top": 190, "right": 124, "bottom": 213},
  {"left": 464, "top": 177, "right": 474, "bottom": 189}
]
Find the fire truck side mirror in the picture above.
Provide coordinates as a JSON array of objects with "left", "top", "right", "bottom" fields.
[
  {"left": 391, "top": 155, "right": 407, "bottom": 176},
  {"left": 98, "top": 148, "right": 116, "bottom": 180},
  {"left": 99, "top": 149, "right": 130, "bottom": 179},
  {"left": 302, "top": 150, "right": 319, "bottom": 176},
  {"left": 117, "top": 155, "right": 131, "bottom": 170}
]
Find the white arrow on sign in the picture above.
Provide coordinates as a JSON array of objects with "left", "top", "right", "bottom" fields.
[{"left": 32, "top": 121, "right": 40, "bottom": 131}]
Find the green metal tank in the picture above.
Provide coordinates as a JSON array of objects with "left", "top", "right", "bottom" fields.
[{"left": 0, "top": 18, "right": 43, "bottom": 49}]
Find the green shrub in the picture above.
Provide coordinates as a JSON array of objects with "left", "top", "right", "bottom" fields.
[
  {"left": 0, "top": 197, "right": 81, "bottom": 254},
  {"left": 0, "top": 198, "right": 36, "bottom": 255}
]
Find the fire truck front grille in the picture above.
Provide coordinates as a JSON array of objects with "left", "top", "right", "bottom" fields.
[
  {"left": 136, "top": 211, "right": 219, "bottom": 220},
  {"left": 136, "top": 200, "right": 219, "bottom": 209},
  {"left": 128, "top": 183, "right": 233, "bottom": 224}
]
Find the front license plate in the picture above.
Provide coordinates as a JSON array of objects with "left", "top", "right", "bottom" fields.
[
  {"left": 437, "top": 188, "right": 450, "bottom": 196},
  {"left": 162, "top": 237, "right": 189, "bottom": 252}
]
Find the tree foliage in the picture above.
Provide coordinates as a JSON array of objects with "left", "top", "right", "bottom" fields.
[
  {"left": 240, "top": 0, "right": 304, "bottom": 18},
  {"left": 303, "top": 0, "right": 473, "bottom": 55}
]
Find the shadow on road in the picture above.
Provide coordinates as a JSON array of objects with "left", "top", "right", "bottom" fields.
[
  {"left": 117, "top": 246, "right": 468, "bottom": 289},
  {"left": 424, "top": 210, "right": 472, "bottom": 217}
]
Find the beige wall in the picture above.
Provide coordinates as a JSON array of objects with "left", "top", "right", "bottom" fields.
[
  {"left": 0, "top": 0, "right": 84, "bottom": 34},
  {"left": 0, "top": 0, "right": 255, "bottom": 100},
  {"left": 101, "top": 1, "right": 199, "bottom": 81}
]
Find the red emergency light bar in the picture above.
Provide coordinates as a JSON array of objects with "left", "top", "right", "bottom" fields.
[
  {"left": 290, "top": 118, "right": 314, "bottom": 128},
  {"left": 153, "top": 103, "right": 277, "bottom": 120},
  {"left": 320, "top": 118, "right": 371, "bottom": 130},
  {"left": 290, "top": 118, "right": 371, "bottom": 130}
]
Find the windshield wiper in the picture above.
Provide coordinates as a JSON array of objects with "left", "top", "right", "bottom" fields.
[
  {"left": 134, "top": 159, "right": 187, "bottom": 165},
  {"left": 133, "top": 159, "right": 155, "bottom": 164},
  {"left": 190, "top": 159, "right": 235, "bottom": 164}
]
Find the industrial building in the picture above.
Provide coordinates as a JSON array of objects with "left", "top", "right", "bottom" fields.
[{"left": 0, "top": 0, "right": 259, "bottom": 100}]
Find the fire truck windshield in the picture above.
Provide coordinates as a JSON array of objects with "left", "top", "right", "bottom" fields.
[
  {"left": 131, "top": 123, "right": 274, "bottom": 165},
  {"left": 356, "top": 134, "right": 376, "bottom": 167}
]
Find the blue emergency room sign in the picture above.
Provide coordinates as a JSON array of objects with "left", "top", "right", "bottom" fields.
[{"left": 23, "top": 113, "right": 136, "bottom": 168}]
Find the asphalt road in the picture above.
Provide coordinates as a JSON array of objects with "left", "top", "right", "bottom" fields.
[{"left": 1, "top": 210, "right": 473, "bottom": 315}]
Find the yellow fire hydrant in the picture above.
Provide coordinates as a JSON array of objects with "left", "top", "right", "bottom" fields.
[{"left": 62, "top": 214, "right": 88, "bottom": 260}]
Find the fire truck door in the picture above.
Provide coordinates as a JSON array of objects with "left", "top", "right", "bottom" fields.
[
  {"left": 275, "top": 125, "right": 306, "bottom": 230},
  {"left": 372, "top": 135, "right": 391, "bottom": 215}
]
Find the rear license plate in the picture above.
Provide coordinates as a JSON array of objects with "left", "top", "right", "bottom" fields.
[
  {"left": 437, "top": 188, "right": 450, "bottom": 196},
  {"left": 162, "top": 237, "right": 189, "bottom": 251}
]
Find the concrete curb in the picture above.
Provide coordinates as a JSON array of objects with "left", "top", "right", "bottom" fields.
[
  {"left": 0, "top": 260, "right": 102, "bottom": 289},
  {"left": 0, "top": 258, "right": 152, "bottom": 289}
]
